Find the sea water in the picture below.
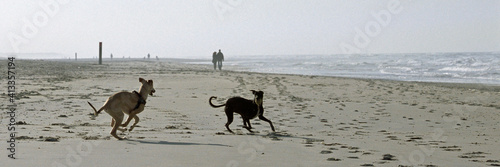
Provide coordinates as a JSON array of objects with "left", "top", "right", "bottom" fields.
[{"left": 188, "top": 52, "right": 500, "bottom": 85}]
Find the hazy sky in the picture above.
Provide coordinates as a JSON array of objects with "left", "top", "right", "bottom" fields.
[{"left": 1, "top": 0, "right": 499, "bottom": 59}]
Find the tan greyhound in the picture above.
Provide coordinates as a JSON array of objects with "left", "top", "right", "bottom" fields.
[{"left": 88, "top": 78, "right": 155, "bottom": 140}]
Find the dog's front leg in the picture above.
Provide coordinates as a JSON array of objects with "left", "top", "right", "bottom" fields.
[
  {"left": 259, "top": 115, "right": 275, "bottom": 132},
  {"left": 122, "top": 108, "right": 142, "bottom": 127},
  {"left": 128, "top": 115, "right": 140, "bottom": 132},
  {"left": 121, "top": 114, "right": 135, "bottom": 127}
]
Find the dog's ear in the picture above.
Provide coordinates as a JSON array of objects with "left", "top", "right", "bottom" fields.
[
  {"left": 148, "top": 80, "right": 153, "bottom": 84},
  {"left": 139, "top": 78, "right": 146, "bottom": 83}
]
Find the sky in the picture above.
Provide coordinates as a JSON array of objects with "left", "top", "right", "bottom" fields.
[{"left": 1, "top": 0, "right": 499, "bottom": 59}]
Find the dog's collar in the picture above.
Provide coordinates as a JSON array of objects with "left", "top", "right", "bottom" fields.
[{"left": 133, "top": 91, "right": 146, "bottom": 110}]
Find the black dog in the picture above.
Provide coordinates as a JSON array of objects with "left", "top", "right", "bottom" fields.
[{"left": 209, "top": 90, "right": 275, "bottom": 133}]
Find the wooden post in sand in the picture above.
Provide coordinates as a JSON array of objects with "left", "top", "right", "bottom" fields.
[
  {"left": 75, "top": 52, "right": 77, "bottom": 61},
  {"left": 99, "top": 42, "right": 102, "bottom": 65}
]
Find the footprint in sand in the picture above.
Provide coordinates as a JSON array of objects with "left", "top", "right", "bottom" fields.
[
  {"left": 320, "top": 150, "right": 333, "bottom": 154},
  {"left": 440, "top": 145, "right": 462, "bottom": 152},
  {"left": 458, "top": 151, "right": 488, "bottom": 159},
  {"left": 486, "top": 160, "right": 500, "bottom": 166},
  {"left": 326, "top": 158, "right": 341, "bottom": 161},
  {"left": 382, "top": 154, "right": 396, "bottom": 161}
]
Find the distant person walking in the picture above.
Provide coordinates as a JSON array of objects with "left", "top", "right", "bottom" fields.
[
  {"left": 212, "top": 51, "right": 217, "bottom": 70},
  {"left": 216, "top": 49, "right": 224, "bottom": 70}
]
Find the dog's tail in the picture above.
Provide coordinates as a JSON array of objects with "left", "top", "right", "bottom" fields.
[
  {"left": 87, "top": 101, "right": 104, "bottom": 116},
  {"left": 209, "top": 96, "right": 226, "bottom": 108}
]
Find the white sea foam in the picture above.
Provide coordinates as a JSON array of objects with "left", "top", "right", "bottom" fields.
[{"left": 188, "top": 52, "right": 500, "bottom": 84}]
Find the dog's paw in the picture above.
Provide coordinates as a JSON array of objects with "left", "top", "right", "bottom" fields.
[{"left": 89, "top": 114, "right": 97, "bottom": 120}]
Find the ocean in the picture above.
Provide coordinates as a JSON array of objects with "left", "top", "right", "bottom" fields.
[{"left": 186, "top": 52, "right": 500, "bottom": 85}]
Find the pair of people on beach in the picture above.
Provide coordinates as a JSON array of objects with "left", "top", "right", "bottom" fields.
[{"left": 212, "top": 49, "right": 224, "bottom": 70}]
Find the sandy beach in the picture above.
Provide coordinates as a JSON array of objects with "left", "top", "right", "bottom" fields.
[{"left": 1, "top": 59, "right": 499, "bottom": 167}]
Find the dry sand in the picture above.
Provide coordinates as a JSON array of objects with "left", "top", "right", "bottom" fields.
[{"left": 1, "top": 59, "right": 499, "bottom": 167}]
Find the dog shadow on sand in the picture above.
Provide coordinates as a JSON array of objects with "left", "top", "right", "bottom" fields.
[{"left": 125, "top": 139, "right": 231, "bottom": 147}]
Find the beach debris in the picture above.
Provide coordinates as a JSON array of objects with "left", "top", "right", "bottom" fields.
[
  {"left": 270, "top": 137, "right": 282, "bottom": 141},
  {"left": 487, "top": 160, "right": 500, "bottom": 166},
  {"left": 79, "top": 122, "right": 92, "bottom": 126},
  {"left": 303, "top": 138, "right": 324, "bottom": 144},
  {"left": 41, "top": 136, "right": 60, "bottom": 142},
  {"left": 82, "top": 136, "right": 100, "bottom": 140},
  {"left": 16, "top": 136, "right": 35, "bottom": 140},
  {"left": 320, "top": 150, "right": 333, "bottom": 154},
  {"left": 440, "top": 145, "right": 462, "bottom": 152},
  {"left": 382, "top": 154, "right": 396, "bottom": 161},
  {"left": 327, "top": 158, "right": 341, "bottom": 161},
  {"left": 16, "top": 121, "right": 28, "bottom": 125},
  {"left": 387, "top": 136, "right": 398, "bottom": 140},
  {"left": 458, "top": 151, "right": 488, "bottom": 159},
  {"left": 165, "top": 125, "right": 178, "bottom": 129},
  {"left": 322, "top": 142, "right": 341, "bottom": 146},
  {"left": 16, "top": 90, "right": 41, "bottom": 99}
]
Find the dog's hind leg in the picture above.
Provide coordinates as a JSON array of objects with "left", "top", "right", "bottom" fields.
[
  {"left": 225, "top": 111, "right": 234, "bottom": 133},
  {"left": 243, "top": 119, "right": 249, "bottom": 128},
  {"left": 113, "top": 117, "right": 127, "bottom": 132},
  {"left": 243, "top": 119, "right": 253, "bottom": 133},
  {"left": 259, "top": 115, "right": 275, "bottom": 132},
  {"left": 110, "top": 113, "right": 125, "bottom": 140}
]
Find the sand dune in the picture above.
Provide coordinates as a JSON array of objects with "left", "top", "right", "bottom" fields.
[{"left": 1, "top": 59, "right": 499, "bottom": 167}]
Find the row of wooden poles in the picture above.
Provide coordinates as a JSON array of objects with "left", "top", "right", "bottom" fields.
[{"left": 74, "top": 42, "right": 103, "bottom": 64}]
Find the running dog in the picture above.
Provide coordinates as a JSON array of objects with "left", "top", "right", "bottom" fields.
[
  {"left": 209, "top": 90, "right": 275, "bottom": 133},
  {"left": 87, "top": 78, "right": 155, "bottom": 140}
]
